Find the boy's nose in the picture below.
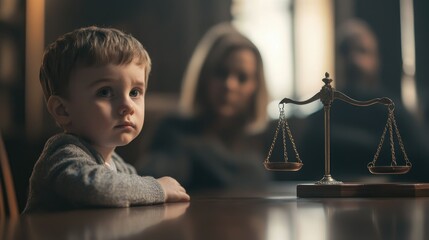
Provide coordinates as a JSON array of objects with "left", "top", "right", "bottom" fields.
[{"left": 118, "top": 97, "right": 134, "bottom": 116}]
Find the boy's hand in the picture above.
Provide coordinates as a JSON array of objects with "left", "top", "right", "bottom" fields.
[{"left": 157, "top": 177, "right": 190, "bottom": 202}]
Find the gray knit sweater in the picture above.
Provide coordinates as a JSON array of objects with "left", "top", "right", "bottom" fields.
[{"left": 23, "top": 133, "right": 165, "bottom": 213}]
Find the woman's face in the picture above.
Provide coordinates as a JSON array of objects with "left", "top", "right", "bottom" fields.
[{"left": 206, "top": 48, "right": 258, "bottom": 120}]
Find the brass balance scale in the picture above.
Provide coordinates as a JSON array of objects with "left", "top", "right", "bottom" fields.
[{"left": 264, "top": 73, "right": 429, "bottom": 197}]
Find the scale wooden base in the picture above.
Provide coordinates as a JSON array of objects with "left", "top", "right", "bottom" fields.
[{"left": 297, "top": 183, "right": 429, "bottom": 198}]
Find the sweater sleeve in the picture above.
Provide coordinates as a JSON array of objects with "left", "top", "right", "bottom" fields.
[{"left": 47, "top": 144, "right": 165, "bottom": 208}]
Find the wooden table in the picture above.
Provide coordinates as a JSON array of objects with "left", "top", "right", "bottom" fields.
[{"left": 2, "top": 183, "right": 429, "bottom": 240}]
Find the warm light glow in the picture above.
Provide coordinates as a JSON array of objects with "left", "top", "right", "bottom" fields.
[
  {"left": 400, "top": 0, "right": 416, "bottom": 76},
  {"left": 232, "top": 0, "right": 334, "bottom": 119},
  {"left": 26, "top": 0, "right": 45, "bottom": 139},
  {"left": 402, "top": 75, "right": 418, "bottom": 114},
  {"left": 266, "top": 207, "right": 293, "bottom": 240},
  {"left": 294, "top": 0, "right": 334, "bottom": 115},
  {"left": 0, "top": 0, "right": 17, "bottom": 21},
  {"left": 0, "top": 37, "right": 17, "bottom": 82},
  {"left": 266, "top": 202, "right": 328, "bottom": 240},
  {"left": 400, "top": 0, "right": 418, "bottom": 116},
  {"left": 232, "top": 0, "right": 293, "bottom": 119},
  {"left": 410, "top": 201, "right": 425, "bottom": 240},
  {"left": 297, "top": 207, "right": 327, "bottom": 240}
]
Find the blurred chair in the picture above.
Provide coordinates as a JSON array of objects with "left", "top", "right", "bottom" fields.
[{"left": 0, "top": 131, "right": 18, "bottom": 220}]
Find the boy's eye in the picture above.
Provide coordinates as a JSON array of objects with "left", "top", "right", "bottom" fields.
[
  {"left": 96, "top": 87, "right": 113, "bottom": 97},
  {"left": 130, "top": 88, "right": 143, "bottom": 98}
]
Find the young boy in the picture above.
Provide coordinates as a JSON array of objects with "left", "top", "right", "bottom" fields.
[{"left": 23, "top": 26, "right": 190, "bottom": 213}]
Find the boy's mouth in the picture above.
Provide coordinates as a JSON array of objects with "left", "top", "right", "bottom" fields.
[{"left": 115, "top": 122, "right": 136, "bottom": 129}]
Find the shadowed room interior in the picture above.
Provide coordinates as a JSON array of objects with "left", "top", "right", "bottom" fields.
[{"left": 1, "top": 0, "right": 429, "bottom": 212}]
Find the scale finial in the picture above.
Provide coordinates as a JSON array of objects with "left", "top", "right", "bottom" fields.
[{"left": 322, "top": 72, "right": 332, "bottom": 85}]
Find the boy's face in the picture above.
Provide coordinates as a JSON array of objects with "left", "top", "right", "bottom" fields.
[{"left": 64, "top": 61, "right": 146, "bottom": 150}]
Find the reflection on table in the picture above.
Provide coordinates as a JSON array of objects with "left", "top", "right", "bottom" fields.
[
  {"left": 3, "top": 202, "right": 189, "bottom": 240},
  {"left": 2, "top": 184, "right": 429, "bottom": 240}
]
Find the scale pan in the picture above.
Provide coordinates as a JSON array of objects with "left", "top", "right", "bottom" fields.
[
  {"left": 264, "top": 162, "right": 303, "bottom": 171},
  {"left": 368, "top": 165, "right": 411, "bottom": 174}
]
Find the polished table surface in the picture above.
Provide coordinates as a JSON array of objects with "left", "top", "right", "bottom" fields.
[{"left": 3, "top": 183, "right": 429, "bottom": 240}]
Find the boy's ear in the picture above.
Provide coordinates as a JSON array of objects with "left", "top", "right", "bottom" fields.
[{"left": 47, "top": 96, "right": 71, "bottom": 127}]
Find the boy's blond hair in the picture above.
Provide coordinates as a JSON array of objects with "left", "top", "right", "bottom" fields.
[{"left": 39, "top": 26, "right": 151, "bottom": 101}]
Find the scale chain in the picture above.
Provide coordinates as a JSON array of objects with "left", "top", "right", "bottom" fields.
[
  {"left": 388, "top": 111, "right": 397, "bottom": 166},
  {"left": 264, "top": 110, "right": 283, "bottom": 163},
  {"left": 391, "top": 111, "right": 412, "bottom": 166},
  {"left": 265, "top": 105, "right": 302, "bottom": 164},
  {"left": 370, "top": 111, "right": 390, "bottom": 167},
  {"left": 281, "top": 112, "right": 289, "bottom": 162},
  {"left": 285, "top": 118, "right": 302, "bottom": 163},
  {"left": 370, "top": 109, "right": 411, "bottom": 167}
]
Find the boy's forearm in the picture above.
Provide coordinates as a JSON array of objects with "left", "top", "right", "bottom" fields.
[{"left": 53, "top": 164, "right": 165, "bottom": 207}]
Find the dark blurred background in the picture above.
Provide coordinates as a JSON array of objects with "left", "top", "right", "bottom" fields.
[{"left": 1, "top": 0, "right": 428, "bottom": 211}]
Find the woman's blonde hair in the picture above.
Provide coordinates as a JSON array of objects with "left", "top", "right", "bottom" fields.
[{"left": 179, "top": 23, "right": 268, "bottom": 133}]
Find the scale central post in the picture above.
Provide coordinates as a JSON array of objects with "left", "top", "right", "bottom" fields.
[{"left": 318, "top": 73, "right": 342, "bottom": 184}]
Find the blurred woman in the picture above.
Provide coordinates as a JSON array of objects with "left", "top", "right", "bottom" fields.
[{"left": 136, "top": 23, "right": 271, "bottom": 191}]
